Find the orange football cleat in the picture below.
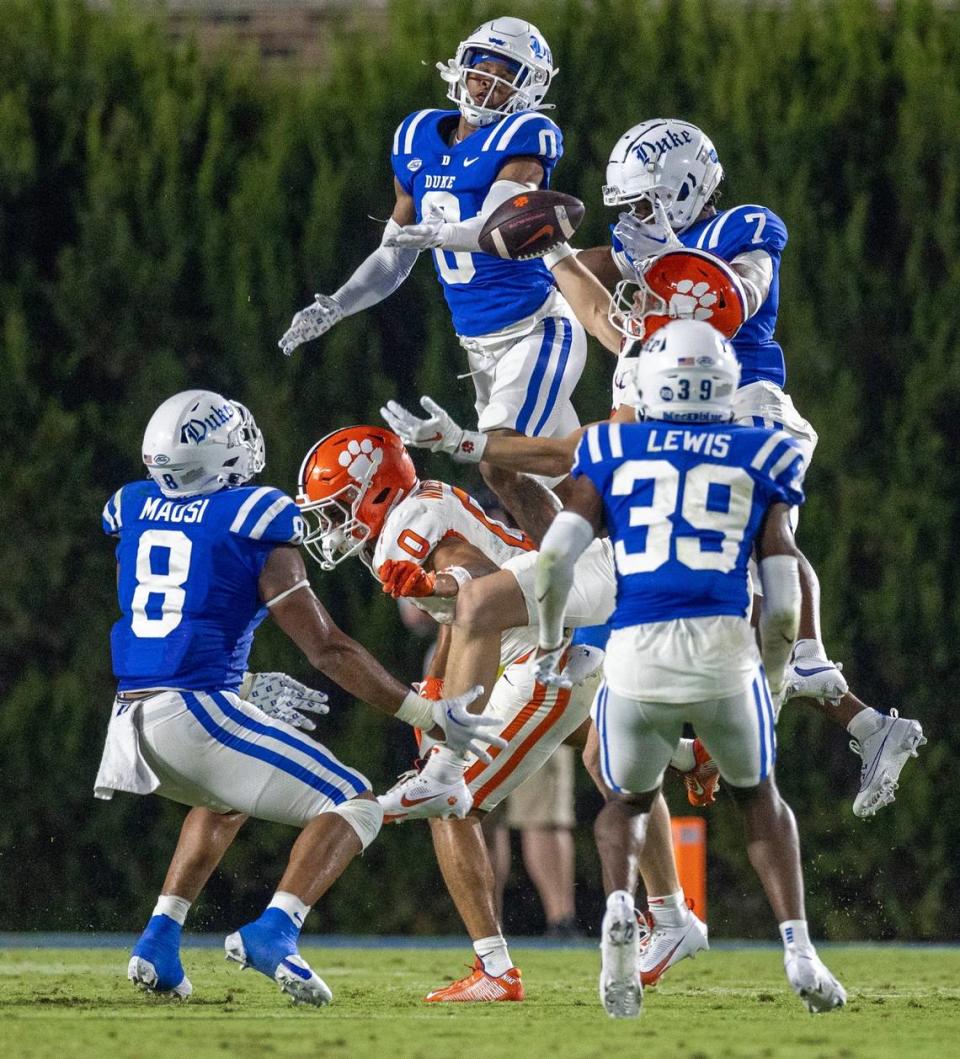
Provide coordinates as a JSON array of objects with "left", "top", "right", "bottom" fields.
[
  {"left": 424, "top": 959, "right": 525, "bottom": 1002},
  {"left": 683, "top": 738, "right": 720, "bottom": 806}
]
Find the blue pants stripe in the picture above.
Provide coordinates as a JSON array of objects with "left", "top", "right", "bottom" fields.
[
  {"left": 531, "top": 318, "right": 572, "bottom": 437},
  {"left": 759, "top": 669, "right": 778, "bottom": 768},
  {"left": 752, "top": 678, "right": 768, "bottom": 780},
  {"left": 515, "top": 317, "right": 557, "bottom": 435},
  {"left": 210, "top": 691, "right": 367, "bottom": 796},
  {"left": 597, "top": 683, "right": 623, "bottom": 793}
]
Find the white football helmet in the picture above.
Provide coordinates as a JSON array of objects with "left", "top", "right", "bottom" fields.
[
  {"left": 632, "top": 319, "right": 740, "bottom": 423},
  {"left": 603, "top": 119, "right": 723, "bottom": 233},
  {"left": 142, "top": 389, "right": 265, "bottom": 498},
  {"left": 437, "top": 18, "right": 555, "bottom": 127}
]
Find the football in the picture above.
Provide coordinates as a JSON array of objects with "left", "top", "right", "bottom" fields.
[{"left": 478, "top": 189, "right": 585, "bottom": 261}]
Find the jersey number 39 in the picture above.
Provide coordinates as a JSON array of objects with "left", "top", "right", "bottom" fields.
[{"left": 611, "top": 460, "right": 755, "bottom": 575}]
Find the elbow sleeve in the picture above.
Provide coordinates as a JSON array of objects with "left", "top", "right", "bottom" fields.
[
  {"left": 758, "top": 555, "right": 801, "bottom": 692},
  {"left": 534, "top": 511, "right": 596, "bottom": 649}
]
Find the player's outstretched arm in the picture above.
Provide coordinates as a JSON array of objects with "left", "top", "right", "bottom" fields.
[
  {"left": 381, "top": 395, "right": 583, "bottom": 477},
  {"left": 542, "top": 246, "right": 623, "bottom": 354},
  {"left": 279, "top": 179, "right": 420, "bottom": 355},
  {"left": 757, "top": 502, "right": 802, "bottom": 701},
  {"left": 259, "top": 546, "right": 505, "bottom": 760}
]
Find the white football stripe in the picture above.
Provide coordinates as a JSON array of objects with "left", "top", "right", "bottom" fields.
[{"left": 229, "top": 486, "right": 274, "bottom": 533}]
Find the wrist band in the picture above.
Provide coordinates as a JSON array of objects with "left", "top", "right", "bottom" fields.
[
  {"left": 543, "top": 242, "right": 575, "bottom": 269},
  {"left": 440, "top": 566, "right": 473, "bottom": 589},
  {"left": 395, "top": 690, "right": 435, "bottom": 730}
]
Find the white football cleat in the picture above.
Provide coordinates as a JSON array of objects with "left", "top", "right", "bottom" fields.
[
  {"left": 599, "top": 890, "right": 642, "bottom": 1019},
  {"left": 377, "top": 757, "right": 472, "bottom": 823},
  {"left": 638, "top": 907, "right": 709, "bottom": 987},
  {"left": 851, "top": 709, "right": 926, "bottom": 818},
  {"left": 784, "top": 654, "right": 849, "bottom": 705},
  {"left": 784, "top": 949, "right": 846, "bottom": 1014}
]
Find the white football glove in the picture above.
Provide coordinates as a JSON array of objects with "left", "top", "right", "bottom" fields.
[
  {"left": 613, "top": 198, "right": 683, "bottom": 271},
  {"left": 532, "top": 647, "right": 574, "bottom": 690},
  {"left": 278, "top": 293, "right": 344, "bottom": 356},
  {"left": 245, "top": 672, "right": 330, "bottom": 731},
  {"left": 380, "top": 396, "right": 486, "bottom": 463},
  {"left": 382, "top": 205, "right": 449, "bottom": 250},
  {"left": 432, "top": 685, "right": 507, "bottom": 764}
]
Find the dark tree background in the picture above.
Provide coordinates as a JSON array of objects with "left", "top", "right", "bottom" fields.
[{"left": 1, "top": 0, "right": 957, "bottom": 939}]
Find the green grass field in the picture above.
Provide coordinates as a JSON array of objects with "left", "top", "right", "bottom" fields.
[{"left": 2, "top": 945, "right": 957, "bottom": 1058}]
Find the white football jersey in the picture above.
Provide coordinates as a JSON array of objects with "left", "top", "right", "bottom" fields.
[{"left": 372, "top": 480, "right": 538, "bottom": 663}]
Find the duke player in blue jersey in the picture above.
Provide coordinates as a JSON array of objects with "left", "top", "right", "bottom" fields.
[
  {"left": 279, "top": 18, "right": 587, "bottom": 506},
  {"left": 533, "top": 319, "right": 846, "bottom": 1017},
  {"left": 96, "top": 390, "right": 499, "bottom": 1005},
  {"left": 575, "top": 119, "right": 925, "bottom": 815}
]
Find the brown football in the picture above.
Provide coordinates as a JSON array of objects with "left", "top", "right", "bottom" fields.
[{"left": 478, "top": 189, "right": 585, "bottom": 261}]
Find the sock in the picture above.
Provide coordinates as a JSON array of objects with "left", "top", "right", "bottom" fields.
[
  {"left": 847, "top": 707, "right": 883, "bottom": 742},
  {"left": 779, "top": 919, "right": 813, "bottom": 954},
  {"left": 153, "top": 894, "right": 190, "bottom": 926},
  {"left": 670, "top": 738, "right": 696, "bottom": 773},
  {"left": 647, "top": 890, "right": 690, "bottom": 928},
  {"left": 792, "top": 638, "right": 826, "bottom": 662},
  {"left": 473, "top": 934, "right": 512, "bottom": 977},
  {"left": 425, "top": 745, "right": 470, "bottom": 784},
  {"left": 268, "top": 891, "right": 311, "bottom": 931}
]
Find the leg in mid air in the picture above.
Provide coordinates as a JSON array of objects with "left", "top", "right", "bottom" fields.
[
  {"left": 129, "top": 807, "right": 248, "bottom": 998},
  {"left": 785, "top": 550, "right": 926, "bottom": 818}
]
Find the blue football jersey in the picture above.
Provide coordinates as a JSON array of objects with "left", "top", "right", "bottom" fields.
[
  {"left": 611, "top": 204, "right": 789, "bottom": 387},
  {"left": 392, "top": 108, "right": 563, "bottom": 337},
  {"left": 102, "top": 481, "right": 303, "bottom": 692},
  {"left": 571, "top": 420, "right": 805, "bottom": 627}
]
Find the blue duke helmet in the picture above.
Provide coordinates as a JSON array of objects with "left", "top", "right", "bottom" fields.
[
  {"left": 437, "top": 17, "right": 555, "bottom": 127},
  {"left": 632, "top": 319, "right": 741, "bottom": 423},
  {"left": 142, "top": 389, "right": 266, "bottom": 498},
  {"left": 604, "top": 119, "right": 724, "bottom": 237}
]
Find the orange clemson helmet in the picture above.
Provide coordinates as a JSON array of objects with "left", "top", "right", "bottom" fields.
[
  {"left": 297, "top": 426, "right": 417, "bottom": 570},
  {"left": 608, "top": 247, "right": 747, "bottom": 347}
]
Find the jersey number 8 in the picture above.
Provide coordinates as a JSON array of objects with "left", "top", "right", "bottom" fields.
[{"left": 130, "top": 529, "right": 192, "bottom": 638}]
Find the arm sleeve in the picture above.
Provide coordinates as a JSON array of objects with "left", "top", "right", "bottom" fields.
[
  {"left": 758, "top": 554, "right": 801, "bottom": 694},
  {"left": 332, "top": 219, "right": 420, "bottom": 316},
  {"left": 535, "top": 510, "right": 596, "bottom": 649},
  {"left": 439, "top": 179, "right": 534, "bottom": 252}
]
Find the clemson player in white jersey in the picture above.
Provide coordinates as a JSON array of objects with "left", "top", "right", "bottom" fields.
[{"left": 295, "top": 425, "right": 706, "bottom": 1000}]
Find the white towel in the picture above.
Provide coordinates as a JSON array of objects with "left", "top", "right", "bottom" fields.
[{"left": 94, "top": 697, "right": 161, "bottom": 800}]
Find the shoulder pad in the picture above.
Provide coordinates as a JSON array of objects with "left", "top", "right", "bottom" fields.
[
  {"left": 375, "top": 494, "right": 446, "bottom": 568},
  {"left": 228, "top": 486, "right": 303, "bottom": 544},
  {"left": 747, "top": 430, "right": 806, "bottom": 501},
  {"left": 102, "top": 485, "right": 127, "bottom": 536},
  {"left": 695, "top": 204, "right": 787, "bottom": 255},
  {"left": 391, "top": 109, "right": 443, "bottom": 159},
  {"left": 475, "top": 111, "right": 563, "bottom": 163}
]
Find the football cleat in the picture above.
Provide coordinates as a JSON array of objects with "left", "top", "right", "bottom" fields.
[
  {"left": 128, "top": 913, "right": 192, "bottom": 999},
  {"left": 377, "top": 759, "right": 472, "bottom": 823},
  {"left": 638, "top": 905, "right": 709, "bottom": 987},
  {"left": 783, "top": 654, "right": 849, "bottom": 705},
  {"left": 224, "top": 908, "right": 332, "bottom": 1007},
  {"left": 599, "top": 890, "right": 642, "bottom": 1018},
  {"left": 850, "top": 709, "right": 926, "bottom": 818},
  {"left": 784, "top": 949, "right": 847, "bottom": 1014},
  {"left": 423, "top": 958, "right": 524, "bottom": 1002},
  {"left": 682, "top": 738, "right": 720, "bottom": 807}
]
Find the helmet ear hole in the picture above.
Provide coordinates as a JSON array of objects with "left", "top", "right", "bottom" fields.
[{"left": 371, "top": 487, "right": 391, "bottom": 505}]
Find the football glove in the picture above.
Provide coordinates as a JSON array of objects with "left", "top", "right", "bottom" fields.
[
  {"left": 613, "top": 197, "right": 683, "bottom": 270},
  {"left": 379, "top": 559, "right": 437, "bottom": 599},
  {"left": 532, "top": 647, "right": 573, "bottom": 689},
  {"left": 380, "top": 396, "right": 486, "bottom": 463},
  {"left": 245, "top": 671, "right": 330, "bottom": 731},
  {"left": 432, "top": 685, "right": 507, "bottom": 762},
  {"left": 278, "top": 293, "right": 344, "bottom": 356},
  {"left": 382, "top": 205, "right": 448, "bottom": 250}
]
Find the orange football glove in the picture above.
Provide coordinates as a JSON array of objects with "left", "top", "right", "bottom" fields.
[{"left": 379, "top": 558, "right": 437, "bottom": 598}]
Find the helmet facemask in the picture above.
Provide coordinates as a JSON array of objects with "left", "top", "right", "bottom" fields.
[{"left": 299, "top": 480, "right": 372, "bottom": 571}]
